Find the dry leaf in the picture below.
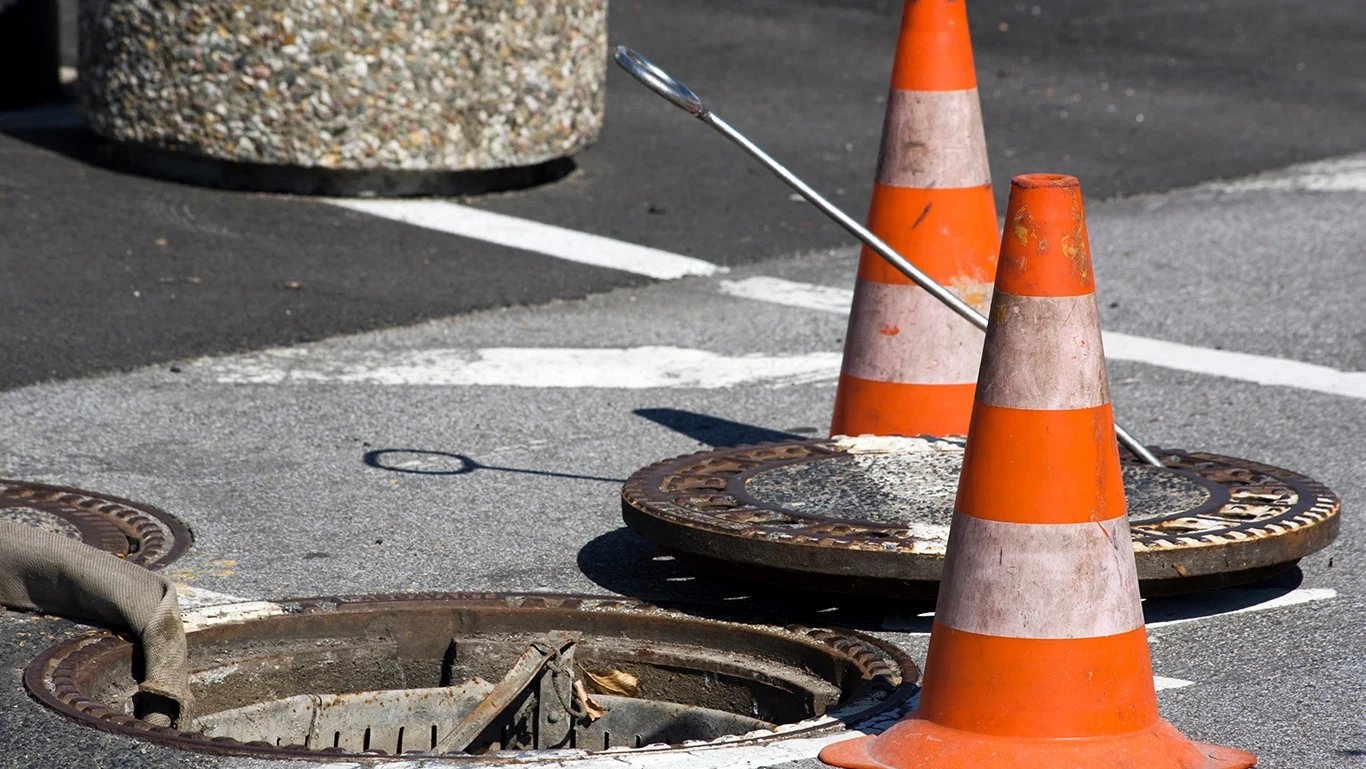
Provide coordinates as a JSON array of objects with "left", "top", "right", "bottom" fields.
[
  {"left": 573, "top": 680, "right": 604, "bottom": 721},
  {"left": 583, "top": 669, "right": 640, "bottom": 697}
]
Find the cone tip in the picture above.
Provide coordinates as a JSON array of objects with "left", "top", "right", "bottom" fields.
[
  {"left": 1011, "top": 173, "right": 1079, "bottom": 190},
  {"left": 997, "top": 172, "right": 1093, "bottom": 297}
]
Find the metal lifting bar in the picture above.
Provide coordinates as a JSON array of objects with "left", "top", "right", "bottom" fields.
[{"left": 613, "top": 46, "right": 1164, "bottom": 468}]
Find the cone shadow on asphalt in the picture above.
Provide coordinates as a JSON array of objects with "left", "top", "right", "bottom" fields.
[{"left": 633, "top": 408, "right": 811, "bottom": 448}]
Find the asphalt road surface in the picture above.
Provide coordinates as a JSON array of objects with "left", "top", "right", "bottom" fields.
[
  {"left": 0, "top": 1, "right": 1363, "bottom": 768},
  {"left": 3, "top": 0, "right": 1366, "bottom": 389}
]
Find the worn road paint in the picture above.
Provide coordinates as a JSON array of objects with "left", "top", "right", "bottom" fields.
[
  {"left": 176, "top": 585, "right": 257, "bottom": 609},
  {"left": 1144, "top": 587, "right": 1337, "bottom": 629},
  {"left": 720, "top": 276, "right": 852, "bottom": 313},
  {"left": 1209, "top": 153, "right": 1366, "bottom": 193},
  {"left": 881, "top": 586, "right": 1336, "bottom": 635},
  {"left": 1152, "top": 676, "right": 1196, "bottom": 691},
  {"left": 180, "top": 600, "right": 284, "bottom": 633},
  {"left": 1102, "top": 333, "right": 1366, "bottom": 400},
  {"left": 195, "top": 345, "right": 841, "bottom": 388},
  {"left": 330, "top": 199, "right": 723, "bottom": 280},
  {"left": 719, "top": 276, "right": 1366, "bottom": 399},
  {"left": 176, "top": 586, "right": 284, "bottom": 633}
]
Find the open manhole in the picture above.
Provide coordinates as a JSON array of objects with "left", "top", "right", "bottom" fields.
[
  {"left": 26, "top": 592, "right": 917, "bottom": 760},
  {"left": 622, "top": 437, "right": 1341, "bottom": 598},
  {"left": 0, "top": 479, "right": 192, "bottom": 570}
]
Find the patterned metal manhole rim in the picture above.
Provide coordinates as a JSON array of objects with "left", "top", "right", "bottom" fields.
[
  {"left": 0, "top": 479, "right": 193, "bottom": 570},
  {"left": 24, "top": 592, "right": 919, "bottom": 761},
  {"left": 620, "top": 440, "right": 1340, "bottom": 596}
]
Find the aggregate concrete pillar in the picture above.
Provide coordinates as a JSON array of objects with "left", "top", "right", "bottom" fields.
[{"left": 76, "top": 0, "right": 606, "bottom": 195}]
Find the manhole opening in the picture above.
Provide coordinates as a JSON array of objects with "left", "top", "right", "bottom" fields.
[{"left": 28, "top": 593, "right": 917, "bottom": 760}]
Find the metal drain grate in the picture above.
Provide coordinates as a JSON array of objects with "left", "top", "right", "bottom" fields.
[
  {"left": 26, "top": 593, "right": 917, "bottom": 760},
  {"left": 195, "top": 684, "right": 772, "bottom": 753},
  {"left": 0, "top": 479, "right": 192, "bottom": 570}
]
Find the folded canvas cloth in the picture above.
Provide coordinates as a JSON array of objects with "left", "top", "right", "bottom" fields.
[{"left": 0, "top": 521, "right": 192, "bottom": 726}]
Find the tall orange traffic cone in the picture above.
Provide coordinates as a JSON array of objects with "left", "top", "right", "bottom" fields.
[
  {"left": 830, "top": 0, "right": 998, "bottom": 438},
  {"left": 819, "top": 174, "right": 1256, "bottom": 769}
]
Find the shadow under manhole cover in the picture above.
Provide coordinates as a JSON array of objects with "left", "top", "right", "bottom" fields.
[
  {"left": 0, "top": 479, "right": 192, "bottom": 570},
  {"left": 26, "top": 592, "right": 917, "bottom": 760}
]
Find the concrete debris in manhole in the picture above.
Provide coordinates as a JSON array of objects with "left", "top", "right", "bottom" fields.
[
  {"left": 621, "top": 438, "right": 1340, "bottom": 598},
  {"left": 0, "top": 479, "right": 192, "bottom": 570},
  {"left": 25, "top": 592, "right": 918, "bottom": 760}
]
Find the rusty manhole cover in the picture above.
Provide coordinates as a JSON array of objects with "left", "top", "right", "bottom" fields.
[
  {"left": 0, "top": 479, "right": 192, "bottom": 570},
  {"left": 26, "top": 592, "right": 917, "bottom": 760},
  {"left": 621, "top": 437, "right": 1340, "bottom": 597}
]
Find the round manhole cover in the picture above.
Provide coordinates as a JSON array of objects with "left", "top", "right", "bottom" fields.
[
  {"left": 0, "top": 479, "right": 192, "bottom": 570},
  {"left": 621, "top": 438, "right": 1340, "bottom": 597},
  {"left": 26, "top": 592, "right": 918, "bottom": 760}
]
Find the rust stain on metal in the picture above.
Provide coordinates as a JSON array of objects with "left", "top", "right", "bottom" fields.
[{"left": 0, "top": 479, "right": 192, "bottom": 570}]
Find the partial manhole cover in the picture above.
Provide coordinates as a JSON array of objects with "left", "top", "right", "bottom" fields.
[
  {"left": 0, "top": 479, "right": 192, "bottom": 570},
  {"left": 621, "top": 438, "right": 1340, "bottom": 597},
  {"left": 26, "top": 593, "right": 917, "bottom": 760}
]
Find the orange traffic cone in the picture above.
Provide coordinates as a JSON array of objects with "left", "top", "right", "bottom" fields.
[
  {"left": 819, "top": 174, "right": 1256, "bottom": 769},
  {"left": 830, "top": 0, "right": 998, "bottom": 438}
]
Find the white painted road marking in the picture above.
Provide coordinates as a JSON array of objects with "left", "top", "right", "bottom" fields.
[
  {"left": 331, "top": 199, "right": 724, "bottom": 280},
  {"left": 721, "top": 276, "right": 853, "bottom": 314},
  {"left": 878, "top": 587, "right": 1334, "bottom": 694},
  {"left": 326, "top": 152, "right": 1363, "bottom": 285},
  {"left": 198, "top": 345, "right": 840, "bottom": 388},
  {"left": 719, "top": 276, "right": 1366, "bottom": 399},
  {"left": 176, "top": 585, "right": 256, "bottom": 609},
  {"left": 1144, "top": 587, "right": 1337, "bottom": 629},
  {"left": 180, "top": 602, "right": 285, "bottom": 634},
  {"left": 325, "top": 161, "right": 1363, "bottom": 400},
  {"left": 1103, "top": 334, "right": 1366, "bottom": 400},
  {"left": 194, "top": 294, "right": 1366, "bottom": 399},
  {"left": 176, "top": 586, "right": 284, "bottom": 632},
  {"left": 1153, "top": 676, "right": 1196, "bottom": 691},
  {"left": 1209, "top": 152, "right": 1366, "bottom": 193},
  {"left": 881, "top": 587, "right": 1335, "bottom": 635}
]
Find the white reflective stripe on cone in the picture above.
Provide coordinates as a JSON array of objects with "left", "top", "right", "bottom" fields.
[
  {"left": 976, "top": 292, "right": 1110, "bottom": 410},
  {"left": 842, "top": 279, "right": 992, "bottom": 385},
  {"left": 935, "top": 514, "right": 1144, "bottom": 639},
  {"left": 875, "top": 89, "right": 991, "bottom": 189}
]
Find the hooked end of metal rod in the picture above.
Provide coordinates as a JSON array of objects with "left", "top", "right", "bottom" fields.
[{"left": 613, "top": 46, "right": 708, "bottom": 118}]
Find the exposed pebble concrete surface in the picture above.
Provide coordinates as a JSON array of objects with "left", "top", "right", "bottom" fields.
[{"left": 77, "top": 0, "right": 605, "bottom": 170}]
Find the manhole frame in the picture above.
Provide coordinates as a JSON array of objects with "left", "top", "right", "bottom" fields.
[
  {"left": 0, "top": 479, "right": 193, "bottom": 570},
  {"left": 621, "top": 440, "right": 1341, "bottom": 597},
  {"left": 25, "top": 591, "right": 920, "bottom": 761}
]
